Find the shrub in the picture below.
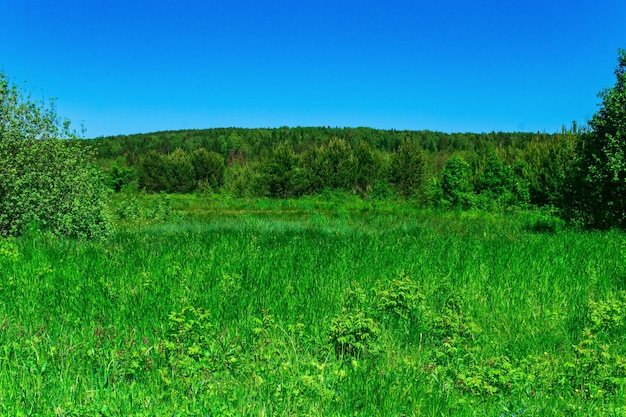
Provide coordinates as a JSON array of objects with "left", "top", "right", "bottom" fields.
[
  {"left": 0, "top": 139, "right": 111, "bottom": 238},
  {"left": 563, "top": 49, "right": 626, "bottom": 229},
  {"left": 328, "top": 282, "right": 380, "bottom": 357},
  {"left": 0, "top": 81, "right": 111, "bottom": 238},
  {"left": 0, "top": 72, "right": 111, "bottom": 238},
  {"left": 441, "top": 152, "right": 473, "bottom": 208}
]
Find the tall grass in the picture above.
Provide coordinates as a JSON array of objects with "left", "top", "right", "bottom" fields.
[{"left": 1, "top": 196, "right": 625, "bottom": 415}]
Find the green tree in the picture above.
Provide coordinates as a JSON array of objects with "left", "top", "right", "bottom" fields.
[
  {"left": 521, "top": 132, "right": 575, "bottom": 206},
  {"left": 352, "top": 141, "right": 381, "bottom": 195},
  {"left": 107, "top": 156, "right": 136, "bottom": 192},
  {"left": 139, "top": 150, "right": 169, "bottom": 192},
  {"left": 389, "top": 141, "right": 425, "bottom": 198},
  {"left": 305, "top": 138, "right": 355, "bottom": 192},
  {"left": 258, "top": 142, "right": 307, "bottom": 198},
  {"left": 477, "top": 151, "right": 514, "bottom": 198},
  {"left": 0, "top": 72, "right": 110, "bottom": 238},
  {"left": 563, "top": 49, "right": 626, "bottom": 228},
  {"left": 166, "top": 148, "right": 196, "bottom": 193},
  {"left": 441, "top": 152, "right": 473, "bottom": 208},
  {"left": 189, "top": 148, "right": 225, "bottom": 191}
]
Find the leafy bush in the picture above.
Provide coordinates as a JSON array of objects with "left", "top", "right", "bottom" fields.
[
  {"left": 373, "top": 272, "right": 424, "bottom": 319},
  {"left": 440, "top": 152, "right": 474, "bottom": 209},
  {"left": 189, "top": 147, "right": 225, "bottom": 190},
  {"left": 0, "top": 71, "right": 111, "bottom": 238},
  {"left": 328, "top": 282, "right": 380, "bottom": 357},
  {"left": 563, "top": 49, "right": 626, "bottom": 229}
]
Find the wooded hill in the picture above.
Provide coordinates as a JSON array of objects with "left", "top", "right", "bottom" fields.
[{"left": 90, "top": 126, "right": 576, "bottom": 211}]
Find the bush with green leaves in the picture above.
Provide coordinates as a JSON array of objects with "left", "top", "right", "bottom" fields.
[
  {"left": 0, "top": 72, "right": 110, "bottom": 238},
  {"left": 563, "top": 49, "right": 626, "bottom": 229},
  {"left": 328, "top": 282, "right": 380, "bottom": 358},
  {"left": 440, "top": 152, "right": 474, "bottom": 209}
]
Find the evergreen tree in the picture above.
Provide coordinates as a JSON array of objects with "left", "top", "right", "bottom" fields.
[
  {"left": 389, "top": 141, "right": 425, "bottom": 198},
  {"left": 166, "top": 148, "right": 196, "bottom": 193},
  {"left": 190, "top": 148, "right": 225, "bottom": 190},
  {"left": 139, "top": 150, "right": 169, "bottom": 192},
  {"left": 259, "top": 142, "right": 307, "bottom": 198}
]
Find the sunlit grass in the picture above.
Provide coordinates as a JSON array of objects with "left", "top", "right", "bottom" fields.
[{"left": 1, "top": 196, "right": 625, "bottom": 415}]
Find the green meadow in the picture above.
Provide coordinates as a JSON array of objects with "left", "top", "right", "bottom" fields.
[{"left": 1, "top": 194, "right": 626, "bottom": 416}]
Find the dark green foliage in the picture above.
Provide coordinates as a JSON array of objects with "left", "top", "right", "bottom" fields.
[
  {"left": 352, "top": 142, "right": 381, "bottom": 195},
  {"left": 140, "top": 148, "right": 205, "bottom": 193},
  {"left": 189, "top": 148, "right": 225, "bottom": 190},
  {"left": 107, "top": 156, "right": 136, "bottom": 192},
  {"left": 305, "top": 138, "right": 356, "bottom": 192},
  {"left": 166, "top": 148, "right": 196, "bottom": 193},
  {"left": 521, "top": 132, "right": 575, "bottom": 206},
  {"left": 0, "top": 71, "right": 110, "bottom": 238},
  {"left": 139, "top": 150, "right": 169, "bottom": 192},
  {"left": 89, "top": 126, "right": 586, "bottom": 210},
  {"left": 563, "top": 49, "right": 626, "bottom": 229},
  {"left": 389, "top": 141, "right": 425, "bottom": 198},
  {"left": 441, "top": 153, "right": 473, "bottom": 208},
  {"left": 477, "top": 151, "right": 514, "bottom": 198},
  {"left": 258, "top": 142, "right": 307, "bottom": 198},
  {"left": 475, "top": 151, "right": 529, "bottom": 210},
  {"left": 222, "top": 162, "right": 262, "bottom": 197}
]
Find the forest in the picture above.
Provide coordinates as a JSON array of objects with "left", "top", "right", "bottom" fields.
[{"left": 91, "top": 125, "right": 577, "bottom": 214}]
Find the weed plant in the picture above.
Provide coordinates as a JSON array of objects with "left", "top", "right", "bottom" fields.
[{"left": 1, "top": 195, "right": 626, "bottom": 415}]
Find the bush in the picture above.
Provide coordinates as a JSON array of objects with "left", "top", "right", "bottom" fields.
[
  {"left": 0, "top": 72, "right": 111, "bottom": 238},
  {"left": 563, "top": 49, "right": 626, "bottom": 229}
]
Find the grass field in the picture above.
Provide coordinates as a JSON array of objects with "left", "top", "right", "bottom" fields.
[{"left": 1, "top": 194, "right": 626, "bottom": 416}]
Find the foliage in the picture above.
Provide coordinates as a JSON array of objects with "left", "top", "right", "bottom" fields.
[
  {"left": 440, "top": 152, "right": 474, "bottom": 208},
  {"left": 474, "top": 150, "right": 529, "bottom": 210},
  {"left": 139, "top": 147, "right": 224, "bottom": 193},
  {"left": 389, "top": 141, "right": 425, "bottom": 199},
  {"left": 373, "top": 272, "right": 424, "bottom": 320},
  {"left": 305, "top": 137, "right": 356, "bottom": 193},
  {"left": 189, "top": 147, "right": 225, "bottom": 191},
  {"left": 563, "top": 49, "right": 626, "bottom": 228},
  {"left": 89, "top": 124, "right": 589, "bottom": 213},
  {"left": 258, "top": 141, "right": 308, "bottom": 198},
  {"left": 0, "top": 140, "right": 111, "bottom": 238},
  {"left": 328, "top": 282, "right": 380, "bottom": 357},
  {"left": 166, "top": 148, "right": 196, "bottom": 193},
  {"left": 0, "top": 71, "right": 111, "bottom": 238},
  {"left": 352, "top": 141, "right": 381, "bottom": 195},
  {"left": 106, "top": 156, "right": 136, "bottom": 192},
  {"left": 522, "top": 131, "right": 576, "bottom": 206}
]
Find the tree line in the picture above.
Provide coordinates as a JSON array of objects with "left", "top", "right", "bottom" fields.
[{"left": 95, "top": 126, "right": 577, "bottom": 212}]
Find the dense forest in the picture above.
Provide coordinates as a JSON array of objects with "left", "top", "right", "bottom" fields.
[{"left": 90, "top": 125, "right": 577, "bottom": 211}]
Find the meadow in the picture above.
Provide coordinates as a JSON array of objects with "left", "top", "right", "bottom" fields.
[{"left": 1, "top": 194, "right": 626, "bottom": 416}]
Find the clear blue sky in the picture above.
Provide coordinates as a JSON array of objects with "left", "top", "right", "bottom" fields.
[{"left": 2, "top": 0, "right": 625, "bottom": 138}]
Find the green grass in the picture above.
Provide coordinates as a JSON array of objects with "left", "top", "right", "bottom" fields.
[{"left": 1, "top": 195, "right": 626, "bottom": 415}]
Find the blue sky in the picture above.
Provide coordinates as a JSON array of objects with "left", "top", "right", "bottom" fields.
[{"left": 1, "top": 0, "right": 625, "bottom": 138}]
